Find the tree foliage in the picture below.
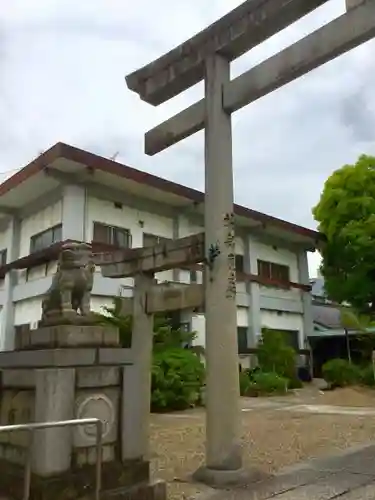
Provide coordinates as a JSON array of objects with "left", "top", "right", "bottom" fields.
[
  {"left": 313, "top": 154, "right": 375, "bottom": 313},
  {"left": 95, "top": 296, "right": 202, "bottom": 352},
  {"left": 95, "top": 297, "right": 206, "bottom": 411}
]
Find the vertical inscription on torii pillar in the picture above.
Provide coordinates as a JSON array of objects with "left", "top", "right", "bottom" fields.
[{"left": 224, "top": 212, "right": 236, "bottom": 299}]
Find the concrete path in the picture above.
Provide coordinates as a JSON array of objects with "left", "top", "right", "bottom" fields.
[
  {"left": 284, "top": 404, "right": 375, "bottom": 416},
  {"left": 197, "top": 443, "right": 375, "bottom": 499},
  {"left": 162, "top": 400, "right": 375, "bottom": 419}
]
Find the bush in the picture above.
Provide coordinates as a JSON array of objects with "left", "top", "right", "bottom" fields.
[
  {"left": 288, "top": 376, "right": 303, "bottom": 389},
  {"left": 151, "top": 348, "right": 205, "bottom": 412},
  {"left": 239, "top": 371, "right": 251, "bottom": 396},
  {"left": 251, "top": 372, "right": 288, "bottom": 395},
  {"left": 360, "top": 365, "right": 375, "bottom": 387},
  {"left": 322, "top": 359, "right": 360, "bottom": 387},
  {"left": 257, "top": 329, "right": 297, "bottom": 380}
]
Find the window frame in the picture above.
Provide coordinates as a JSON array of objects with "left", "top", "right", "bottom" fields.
[
  {"left": 235, "top": 254, "right": 244, "bottom": 273},
  {"left": 0, "top": 248, "right": 7, "bottom": 267},
  {"left": 30, "top": 224, "right": 63, "bottom": 253},
  {"left": 93, "top": 222, "right": 132, "bottom": 249},
  {"left": 237, "top": 327, "right": 248, "bottom": 354},
  {"left": 257, "top": 259, "right": 290, "bottom": 284},
  {"left": 190, "top": 269, "right": 198, "bottom": 283}
]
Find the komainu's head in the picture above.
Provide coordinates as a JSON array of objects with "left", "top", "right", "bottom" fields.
[{"left": 59, "top": 242, "right": 93, "bottom": 270}]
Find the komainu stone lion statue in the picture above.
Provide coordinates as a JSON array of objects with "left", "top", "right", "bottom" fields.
[{"left": 40, "top": 242, "right": 96, "bottom": 325}]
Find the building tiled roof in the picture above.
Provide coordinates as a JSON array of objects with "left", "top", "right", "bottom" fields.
[{"left": 312, "top": 303, "right": 341, "bottom": 329}]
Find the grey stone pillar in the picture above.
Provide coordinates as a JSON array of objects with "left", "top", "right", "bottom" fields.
[
  {"left": 122, "top": 274, "right": 154, "bottom": 461},
  {"left": 297, "top": 249, "right": 313, "bottom": 349},
  {"left": 202, "top": 53, "right": 242, "bottom": 472},
  {"left": 62, "top": 184, "right": 86, "bottom": 241},
  {"left": 247, "top": 235, "right": 262, "bottom": 346},
  {"left": 32, "top": 368, "right": 75, "bottom": 476},
  {"left": 172, "top": 216, "right": 180, "bottom": 282},
  {"left": 2, "top": 216, "right": 21, "bottom": 351},
  {"left": 243, "top": 235, "right": 260, "bottom": 348}
]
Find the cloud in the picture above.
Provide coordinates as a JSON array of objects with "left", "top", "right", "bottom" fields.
[{"left": 2, "top": 0, "right": 375, "bottom": 276}]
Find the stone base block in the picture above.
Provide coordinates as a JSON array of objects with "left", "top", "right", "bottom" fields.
[
  {"left": 101, "top": 480, "right": 167, "bottom": 500},
  {"left": 39, "top": 311, "right": 99, "bottom": 328},
  {"left": 0, "top": 459, "right": 150, "bottom": 500},
  {"left": 17, "top": 324, "right": 119, "bottom": 350},
  {"left": 192, "top": 465, "right": 269, "bottom": 488}
]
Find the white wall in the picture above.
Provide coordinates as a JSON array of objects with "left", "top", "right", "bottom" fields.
[
  {"left": 86, "top": 196, "right": 174, "bottom": 283},
  {"left": 261, "top": 309, "right": 304, "bottom": 347},
  {"left": 0, "top": 227, "right": 9, "bottom": 253},
  {"left": 250, "top": 236, "right": 301, "bottom": 303},
  {"left": 4, "top": 193, "right": 309, "bottom": 351},
  {"left": 19, "top": 201, "right": 62, "bottom": 258},
  {"left": 13, "top": 294, "right": 125, "bottom": 327},
  {"left": 90, "top": 296, "right": 116, "bottom": 314},
  {"left": 18, "top": 202, "right": 62, "bottom": 283},
  {"left": 0, "top": 306, "right": 3, "bottom": 349},
  {"left": 191, "top": 314, "right": 205, "bottom": 346},
  {"left": 14, "top": 298, "right": 43, "bottom": 327}
]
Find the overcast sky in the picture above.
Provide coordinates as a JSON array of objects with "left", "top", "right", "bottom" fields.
[{"left": 2, "top": 0, "right": 375, "bottom": 277}]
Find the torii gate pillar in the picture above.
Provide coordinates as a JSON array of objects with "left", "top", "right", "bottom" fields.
[{"left": 197, "top": 54, "right": 242, "bottom": 476}]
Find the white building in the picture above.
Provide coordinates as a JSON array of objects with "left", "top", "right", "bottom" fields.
[{"left": 0, "top": 143, "right": 320, "bottom": 352}]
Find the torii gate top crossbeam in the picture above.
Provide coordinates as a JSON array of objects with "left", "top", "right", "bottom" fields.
[{"left": 125, "top": 0, "right": 329, "bottom": 106}]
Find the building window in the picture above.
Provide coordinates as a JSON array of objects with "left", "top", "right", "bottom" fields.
[
  {"left": 237, "top": 327, "right": 248, "bottom": 354},
  {"left": 264, "top": 328, "right": 299, "bottom": 351},
  {"left": 93, "top": 222, "right": 131, "bottom": 248},
  {"left": 143, "top": 233, "right": 171, "bottom": 248},
  {"left": 257, "top": 260, "right": 290, "bottom": 282},
  {"left": 235, "top": 254, "right": 244, "bottom": 273},
  {"left": 190, "top": 269, "right": 198, "bottom": 283},
  {"left": 30, "top": 224, "right": 62, "bottom": 253},
  {"left": 0, "top": 249, "right": 7, "bottom": 266}
]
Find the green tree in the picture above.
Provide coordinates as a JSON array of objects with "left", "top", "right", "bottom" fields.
[
  {"left": 313, "top": 154, "right": 375, "bottom": 314},
  {"left": 95, "top": 297, "right": 206, "bottom": 411},
  {"left": 340, "top": 307, "right": 375, "bottom": 362},
  {"left": 340, "top": 307, "right": 372, "bottom": 363},
  {"left": 94, "top": 296, "right": 204, "bottom": 354}
]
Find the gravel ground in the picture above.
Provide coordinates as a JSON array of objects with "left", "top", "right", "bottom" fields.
[
  {"left": 149, "top": 387, "right": 375, "bottom": 499},
  {"left": 314, "top": 386, "right": 375, "bottom": 407}
]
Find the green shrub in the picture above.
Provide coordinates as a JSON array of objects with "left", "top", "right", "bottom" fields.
[
  {"left": 251, "top": 372, "right": 288, "bottom": 395},
  {"left": 322, "top": 359, "right": 360, "bottom": 387},
  {"left": 151, "top": 348, "right": 205, "bottom": 412},
  {"left": 360, "top": 365, "right": 375, "bottom": 387},
  {"left": 257, "top": 329, "right": 297, "bottom": 380},
  {"left": 288, "top": 376, "right": 303, "bottom": 389},
  {"left": 239, "top": 371, "right": 251, "bottom": 396}
]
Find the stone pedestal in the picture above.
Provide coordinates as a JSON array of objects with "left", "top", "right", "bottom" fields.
[{"left": 0, "top": 324, "right": 166, "bottom": 500}]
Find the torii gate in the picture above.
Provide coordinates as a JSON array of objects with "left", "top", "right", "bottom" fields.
[{"left": 124, "top": 0, "right": 375, "bottom": 483}]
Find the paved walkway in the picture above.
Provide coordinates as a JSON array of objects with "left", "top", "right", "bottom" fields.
[
  {"left": 163, "top": 400, "right": 375, "bottom": 419},
  {"left": 197, "top": 443, "right": 375, "bottom": 499}
]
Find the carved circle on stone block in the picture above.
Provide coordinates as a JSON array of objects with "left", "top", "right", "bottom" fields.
[{"left": 76, "top": 393, "right": 115, "bottom": 441}]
